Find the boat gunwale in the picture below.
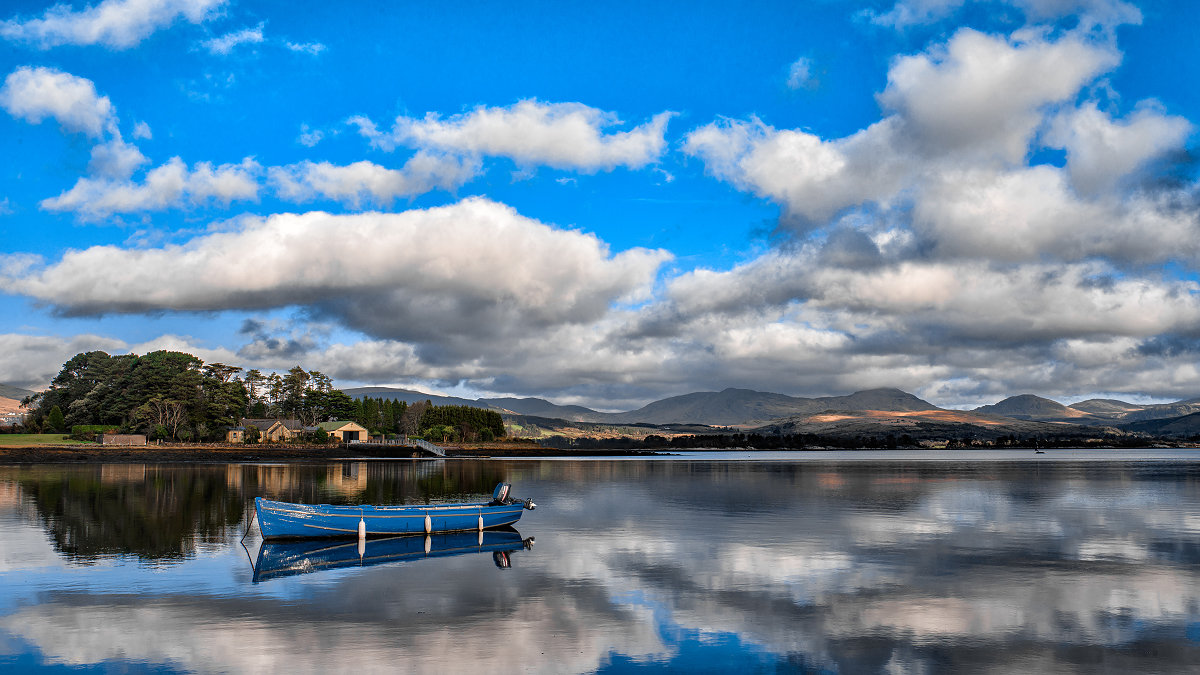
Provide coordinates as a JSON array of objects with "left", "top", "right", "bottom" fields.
[{"left": 256, "top": 497, "right": 510, "bottom": 513}]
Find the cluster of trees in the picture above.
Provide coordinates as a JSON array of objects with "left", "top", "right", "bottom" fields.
[
  {"left": 944, "top": 434, "right": 1140, "bottom": 448},
  {"left": 418, "top": 405, "right": 504, "bottom": 443},
  {"left": 539, "top": 432, "right": 926, "bottom": 450},
  {"left": 23, "top": 350, "right": 356, "bottom": 441},
  {"left": 542, "top": 431, "right": 1152, "bottom": 450},
  {"left": 20, "top": 349, "right": 508, "bottom": 444},
  {"left": 352, "top": 397, "right": 415, "bottom": 436},
  {"left": 348, "top": 399, "right": 505, "bottom": 443}
]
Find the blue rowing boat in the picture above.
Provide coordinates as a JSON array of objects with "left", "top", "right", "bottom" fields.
[{"left": 254, "top": 483, "right": 536, "bottom": 539}]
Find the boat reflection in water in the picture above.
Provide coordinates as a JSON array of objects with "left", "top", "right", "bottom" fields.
[{"left": 252, "top": 527, "right": 534, "bottom": 582}]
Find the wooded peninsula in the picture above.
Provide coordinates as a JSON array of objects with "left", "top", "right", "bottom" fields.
[{"left": 11, "top": 350, "right": 504, "bottom": 444}]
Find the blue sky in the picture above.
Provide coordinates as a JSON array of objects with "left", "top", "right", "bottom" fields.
[{"left": 0, "top": 0, "right": 1198, "bottom": 409}]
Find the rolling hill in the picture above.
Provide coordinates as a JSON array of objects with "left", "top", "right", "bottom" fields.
[
  {"left": 593, "top": 387, "right": 939, "bottom": 425},
  {"left": 1068, "top": 398, "right": 1200, "bottom": 423},
  {"left": 1068, "top": 398, "right": 1146, "bottom": 416},
  {"left": 0, "top": 383, "right": 34, "bottom": 400},
  {"left": 1120, "top": 412, "right": 1200, "bottom": 436},
  {"left": 479, "top": 397, "right": 599, "bottom": 419},
  {"left": 973, "top": 394, "right": 1092, "bottom": 422},
  {"left": 0, "top": 397, "right": 24, "bottom": 417},
  {"left": 343, "top": 387, "right": 604, "bottom": 421},
  {"left": 344, "top": 387, "right": 481, "bottom": 408},
  {"left": 758, "top": 408, "right": 1098, "bottom": 441}
]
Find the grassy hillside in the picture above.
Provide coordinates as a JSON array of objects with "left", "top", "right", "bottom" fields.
[
  {"left": 0, "top": 434, "right": 95, "bottom": 447},
  {"left": 1121, "top": 412, "right": 1200, "bottom": 436}
]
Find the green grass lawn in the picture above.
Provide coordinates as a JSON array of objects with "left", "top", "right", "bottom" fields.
[{"left": 0, "top": 434, "right": 96, "bottom": 446}]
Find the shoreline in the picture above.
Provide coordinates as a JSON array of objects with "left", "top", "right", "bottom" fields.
[
  {"left": 0, "top": 443, "right": 667, "bottom": 464},
  {"left": 2, "top": 444, "right": 1199, "bottom": 464}
]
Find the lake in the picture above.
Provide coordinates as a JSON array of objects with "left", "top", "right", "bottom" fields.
[{"left": 2, "top": 450, "right": 1199, "bottom": 673}]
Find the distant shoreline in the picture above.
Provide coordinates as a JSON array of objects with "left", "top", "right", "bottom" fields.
[
  {"left": 3, "top": 443, "right": 1199, "bottom": 464},
  {"left": 0, "top": 443, "right": 667, "bottom": 464}
]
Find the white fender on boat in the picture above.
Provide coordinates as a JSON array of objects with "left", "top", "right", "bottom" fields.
[
  {"left": 358, "top": 517, "right": 366, "bottom": 540},
  {"left": 477, "top": 514, "right": 484, "bottom": 531},
  {"left": 424, "top": 513, "right": 431, "bottom": 534}
]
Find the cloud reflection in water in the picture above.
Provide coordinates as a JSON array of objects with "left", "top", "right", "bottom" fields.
[{"left": 0, "top": 459, "right": 1198, "bottom": 673}]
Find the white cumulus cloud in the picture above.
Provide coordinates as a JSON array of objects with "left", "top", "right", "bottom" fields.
[
  {"left": 353, "top": 100, "right": 674, "bottom": 171},
  {"left": 682, "top": 25, "right": 1199, "bottom": 270},
  {"left": 0, "top": 65, "right": 115, "bottom": 137},
  {"left": 683, "top": 115, "right": 907, "bottom": 224},
  {"left": 1046, "top": 102, "right": 1192, "bottom": 195},
  {"left": 1, "top": 0, "right": 226, "bottom": 50},
  {"left": 878, "top": 28, "right": 1118, "bottom": 164},
  {"left": 2, "top": 199, "right": 672, "bottom": 352},
  {"left": 0, "top": 333, "right": 129, "bottom": 389},
  {"left": 87, "top": 136, "right": 148, "bottom": 178},
  {"left": 41, "top": 156, "right": 261, "bottom": 219},
  {"left": 684, "top": 28, "right": 1121, "bottom": 224},
  {"left": 268, "top": 154, "right": 480, "bottom": 206}
]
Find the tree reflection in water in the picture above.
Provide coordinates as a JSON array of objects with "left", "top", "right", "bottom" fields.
[{"left": 1, "top": 461, "right": 511, "bottom": 563}]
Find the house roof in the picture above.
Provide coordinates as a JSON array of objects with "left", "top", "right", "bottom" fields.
[
  {"left": 318, "top": 420, "right": 366, "bottom": 431},
  {"left": 240, "top": 418, "right": 302, "bottom": 431}
]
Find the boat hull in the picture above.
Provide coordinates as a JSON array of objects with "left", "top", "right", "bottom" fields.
[{"left": 254, "top": 497, "right": 525, "bottom": 539}]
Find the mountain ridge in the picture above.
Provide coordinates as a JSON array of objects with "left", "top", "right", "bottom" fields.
[
  {"left": 0, "top": 383, "right": 34, "bottom": 401},
  {"left": 974, "top": 394, "right": 1090, "bottom": 421},
  {"left": 345, "top": 385, "right": 943, "bottom": 426},
  {"left": 337, "top": 384, "right": 1200, "bottom": 431}
]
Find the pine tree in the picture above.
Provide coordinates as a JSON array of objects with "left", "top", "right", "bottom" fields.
[{"left": 47, "top": 405, "right": 66, "bottom": 433}]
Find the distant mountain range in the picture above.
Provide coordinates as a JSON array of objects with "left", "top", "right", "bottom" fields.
[
  {"left": 972, "top": 394, "right": 1200, "bottom": 426},
  {"left": 346, "top": 385, "right": 1200, "bottom": 438},
  {"left": 12, "top": 377, "right": 1200, "bottom": 435},
  {"left": 9, "top": 374, "right": 1198, "bottom": 439},
  {"left": 343, "top": 386, "right": 598, "bottom": 419},
  {"left": 344, "top": 386, "right": 940, "bottom": 426},
  {"left": 0, "top": 383, "right": 33, "bottom": 418},
  {"left": 0, "top": 383, "right": 33, "bottom": 401}
]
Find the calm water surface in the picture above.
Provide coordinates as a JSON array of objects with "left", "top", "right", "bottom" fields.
[{"left": 1, "top": 451, "right": 1199, "bottom": 673}]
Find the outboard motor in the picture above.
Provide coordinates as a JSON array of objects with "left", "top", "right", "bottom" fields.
[
  {"left": 491, "top": 483, "right": 511, "bottom": 505},
  {"left": 490, "top": 482, "right": 536, "bottom": 509}
]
